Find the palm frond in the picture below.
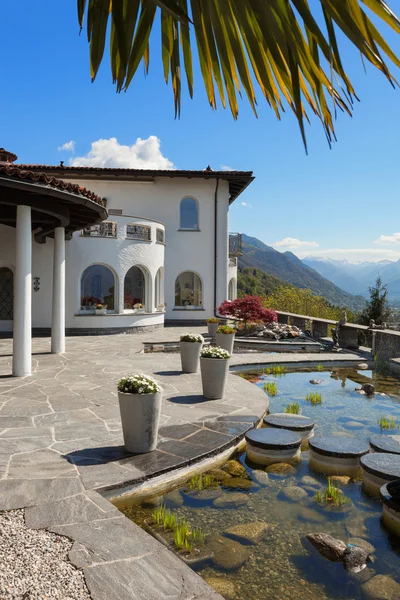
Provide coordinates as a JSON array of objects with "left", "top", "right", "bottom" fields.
[{"left": 78, "top": 0, "right": 400, "bottom": 146}]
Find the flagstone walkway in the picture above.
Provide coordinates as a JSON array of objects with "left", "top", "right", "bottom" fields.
[{"left": 0, "top": 327, "right": 368, "bottom": 600}]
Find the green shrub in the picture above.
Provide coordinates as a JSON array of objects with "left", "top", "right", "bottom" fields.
[{"left": 306, "top": 392, "right": 322, "bottom": 405}]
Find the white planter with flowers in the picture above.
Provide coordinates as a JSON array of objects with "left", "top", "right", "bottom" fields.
[
  {"left": 207, "top": 319, "right": 220, "bottom": 337},
  {"left": 200, "top": 346, "right": 231, "bottom": 400},
  {"left": 180, "top": 333, "right": 204, "bottom": 373},
  {"left": 117, "top": 374, "right": 162, "bottom": 454},
  {"left": 215, "top": 325, "right": 236, "bottom": 355}
]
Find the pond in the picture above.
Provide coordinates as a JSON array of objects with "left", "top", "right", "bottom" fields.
[{"left": 120, "top": 366, "right": 400, "bottom": 600}]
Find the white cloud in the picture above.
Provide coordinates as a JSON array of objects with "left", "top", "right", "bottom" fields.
[
  {"left": 374, "top": 233, "right": 400, "bottom": 245},
  {"left": 240, "top": 201, "right": 251, "bottom": 207},
  {"left": 58, "top": 140, "right": 75, "bottom": 152},
  {"left": 294, "top": 247, "right": 400, "bottom": 262},
  {"left": 220, "top": 164, "right": 235, "bottom": 171},
  {"left": 70, "top": 136, "right": 175, "bottom": 169},
  {"left": 274, "top": 237, "right": 318, "bottom": 249}
]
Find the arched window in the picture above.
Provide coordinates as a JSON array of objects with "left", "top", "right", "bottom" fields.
[
  {"left": 175, "top": 272, "right": 202, "bottom": 308},
  {"left": 81, "top": 265, "right": 115, "bottom": 310},
  {"left": 124, "top": 266, "right": 145, "bottom": 309},
  {"left": 155, "top": 267, "right": 164, "bottom": 309},
  {"left": 180, "top": 197, "right": 199, "bottom": 230},
  {"left": 0, "top": 267, "right": 13, "bottom": 320},
  {"left": 228, "top": 277, "right": 237, "bottom": 301}
]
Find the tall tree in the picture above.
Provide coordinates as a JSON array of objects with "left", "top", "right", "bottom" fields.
[
  {"left": 77, "top": 1, "right": 400, "bottom": 148},
  {"left": 359, "top": 276, "right": 391, "bottom": 325}
]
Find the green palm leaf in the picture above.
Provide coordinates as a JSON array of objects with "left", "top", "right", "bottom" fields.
[{"left": 78, "top": 0, "right": 400, "bottom": 146}]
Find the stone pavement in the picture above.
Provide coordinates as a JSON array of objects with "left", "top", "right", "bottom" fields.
[{"left": 0, "top": 327, "right": 367, "bottom": 600}]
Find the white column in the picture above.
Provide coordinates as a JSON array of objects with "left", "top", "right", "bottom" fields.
[
  {"left": 12, "top": 205, "right": 32, "bottom": 376},
  {"left": 51, "top": 227, "right": 65, "bottom": 353}
]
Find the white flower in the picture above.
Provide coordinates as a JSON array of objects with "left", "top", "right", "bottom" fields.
[
  {"left": 200, "top": 345, "right": 231, "bottom": 359},
  {"left": 117, "top": 374, "right": 162, "bottom": 394}
]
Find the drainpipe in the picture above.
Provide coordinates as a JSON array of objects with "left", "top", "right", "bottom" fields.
[{"left": 214, "top": 177, "right": 221, "bottom": 317}]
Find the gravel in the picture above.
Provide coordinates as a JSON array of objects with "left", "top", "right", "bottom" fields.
[{"left": 0, "top": 509, "right": 91, "bottom": 600}]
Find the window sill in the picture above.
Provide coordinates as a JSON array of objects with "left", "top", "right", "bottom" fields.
[
  {"left": 177, "top": 229, "right": 201, "bottom": 232},
  {"left": 156, "top": 241, "right": 166, "bottom": 245},
  {"left": 80, "top": 235, "right": 117, "bottom": 239},
  {"left": 126, "top": 237, "right": 152, "bottom": 243},
  {"left": 173, "top": 308, "right": 205, "bottom": 311},
  {"left": 75, "top": 312, "right": 159, "bottom": 317}
]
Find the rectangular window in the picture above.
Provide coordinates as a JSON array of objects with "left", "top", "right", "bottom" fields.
[
  {"left": 156, "top": 228, "right": 164, "bottom": 243},
  {"left": 81, "top": 222, "right": 117, "bottom": 238},
  {"left": 126, "top": 224, "right": 151, "bottom": 241}
]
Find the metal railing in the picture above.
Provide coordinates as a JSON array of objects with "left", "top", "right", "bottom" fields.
[
  {"left": 126, "top": 224, "right": 151, "bottom": 241},
  {"left": 156, "top": 228, "right": 165, "bottom": 243},
  {"left": 81, "top": 222, "right": 117, "bottom": 238},
  {"left": 229, "top": 233, "right": 242, "bottom": 256}
]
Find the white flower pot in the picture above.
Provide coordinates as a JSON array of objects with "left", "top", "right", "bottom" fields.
[
  {"left": 118, "top": 391, "right": 162, "bottom": 453},
  {"left": 207, "top": 322, "right": 219, "bottom": 337},
  {"left": 216, "top": 332, "right": 235, "bottom": 354},
  {"left": 95, "top": 309, "right": 104, "bottom": 315},
  {"left": 180, "top": 341, "right": 203, "bottom": 373},
  {"left": 200, "top": 357, "right": 230, "bottom": 399}
]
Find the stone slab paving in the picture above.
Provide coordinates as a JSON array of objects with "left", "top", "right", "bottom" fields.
[{"left": 0, "top": 326, "right": 369, "bottom": 600}]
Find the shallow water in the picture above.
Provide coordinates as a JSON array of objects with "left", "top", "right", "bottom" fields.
[{"left": 121, "top": 367, "right": 400, "bottom": 600}]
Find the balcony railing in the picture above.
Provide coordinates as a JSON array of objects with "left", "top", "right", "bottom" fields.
[
  {"left": 229, "top": 233, "right": 242, "bottom": 257},
  {"left": 81, "top": 222, "right": 117, "bottom": 238},
  {"left": 126, "top": 224, "right": 151, "bottom": 241},
  {"left": 156, "top": 228, "right": 165, "bottom": 243}
]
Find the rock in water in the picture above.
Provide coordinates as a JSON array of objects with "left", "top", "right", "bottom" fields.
[
  {"left": 310, "top": 379, "right": 323, "bottom": 385},
  {"left": 223, "top": 521, "right": 271, "bottom": 545},
  {"left": 361, "top": 574, "right": 400, "bottom": 600},
  {"left": 361, "top": 383, "right": 375, "bottom": 396},
  {"left": 306, "top": 533, "right": 347, "bottom": 562},
  {"left": 266, "top": 463, "right": 296, "bottom": 476},
  {"left": 204, "top": 577, "right": 237, "bottom": 600},
  {"left": 358, "top": 363, "right": 369, "bottom": 370},
  {"left": 251, "top": 470, "right": 269, "bottom": 486},
  {"left": 213, "top": 492, "right": 249, "bottom": 508},
  {"left": 208, "top": 535, "right": 250, "bottom": 571},
  {"left": 342, "top": 545, "right": 370, "bottom": 573},
  {"left": 222, "top": 460, "right": 247, "bottom": 477},
  {"left": 331, "top": 475, "right": 351, "bottom": 485},
  {"left": 281, "top": 486, "right": 308, "bottom": 502},
  {"left": 222, "top": 477, "right": 253, "bottom": 490}
]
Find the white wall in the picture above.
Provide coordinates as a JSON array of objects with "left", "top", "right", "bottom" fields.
[{"left": 0, "top": 175, "right": 231, "bottom": 331}]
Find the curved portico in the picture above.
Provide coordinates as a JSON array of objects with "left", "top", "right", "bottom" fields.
[{"left": 0, "top": 148, "right": 107, "bottom": 376}]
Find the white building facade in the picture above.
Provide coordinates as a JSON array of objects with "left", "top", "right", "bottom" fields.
[{"left": 0, "top": 163, "right": 253, "bottom": 340}]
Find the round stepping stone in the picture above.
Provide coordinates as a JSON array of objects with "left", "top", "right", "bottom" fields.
[
  {"left": 309, "top": 435, "right": 369, "bottom": 477},
  {"left": 361, "top": 453, "right": 400, "bottom": 498},
  {"left": 245, "top": 428, "right": 301, "bottom": 467},
  {"left": 380, "top": 483, "right": 400, "bottom": 537},
  {"left": 369, "top": 435, "right": 400, "bottom": 455},
  {"left": 263, "top": 413, "right": 315, "bottom": 442}
]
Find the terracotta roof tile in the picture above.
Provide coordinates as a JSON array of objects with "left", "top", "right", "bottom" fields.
[{"left": 0, "top": 164, "right": 106, "bottom": 207}]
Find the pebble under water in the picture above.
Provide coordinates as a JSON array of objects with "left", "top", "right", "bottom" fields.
[{"left": 121, "top": 367, "right": 400, "bottom": 600}]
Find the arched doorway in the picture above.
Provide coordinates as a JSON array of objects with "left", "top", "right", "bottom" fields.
[
  {"left": 228, "top": 277, "right": 237, "bottom": 301},
  {"left": 0, "top": 267, "right": 13, "bottom": 320}
]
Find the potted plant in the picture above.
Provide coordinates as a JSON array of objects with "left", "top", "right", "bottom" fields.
[
  {"left": 157, "top": 303, "right": 166, "bottom": 312},
  {"left": 200, "top": 346, "right": 231, "bottom": 399},
  {"left": 117, "top": 374, "right": 162, "bottom": 453},
  {"left": 206, "top": 318, "right": 220, "bottom": 337},
  {"left": 95, "top": 303, "right": 107, "bottom": 315},
  {"left": 180, "top": 333, "right": 204, "bottom": 373},
  {"left": 216, "top": 325, "right": 237, "bottom": 354},
  {"left": 134, "top": 303, "right": 145, "bottom": 313}
]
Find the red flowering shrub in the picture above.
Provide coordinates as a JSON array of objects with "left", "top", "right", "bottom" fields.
[{"left": 218, "top": 296, "right": 277, "bottom": 327}]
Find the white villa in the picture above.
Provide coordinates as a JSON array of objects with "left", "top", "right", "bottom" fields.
[{"left": 0, "top": 147, "right": 253, "bottom": 376}]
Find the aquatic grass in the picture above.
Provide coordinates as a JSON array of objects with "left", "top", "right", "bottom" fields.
[
  {"left": 264, "top": 365, "right": 287, "bottom": 377},
  {"left": 152, "top": 505, "right": 178, "bottom": 531},
  {"left": 378, "top": 414, "right": 398, "bottom": 430},
  {"left": 316, "top": 364, "right": 324, "bottom": 371},
  {"left": 315, "top": 478, "right": 348, "bottom": 507},
  {"left": 306, "top": 392, "right": 322, "bottom": 405},
  {"left": 153, "top": 506, "right": 204, "bottom": 553},
  {"left": 188, "top": 473, "right": 218, "bottom": 491},
  {"left": 264, "top": 382, "right": 277, "bottom": 396},
  {"left": 284, "top": 402, "right": 300, "bottom": 414}
]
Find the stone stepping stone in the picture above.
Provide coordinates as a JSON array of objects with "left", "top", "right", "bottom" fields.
[
  {"left": 263, "top": 413, "right": 315, "bottom": 441},
  {"left": 245, "top": 428, "right": 301, "bottom": 467},
  {"left": 361, "top": 452, "right": 400, "bottom": 498},
  {"left": 369, "top": 434, "right": 400, "bottom": 455},
  {"left": 309, "top": 435, "right": 369, "bottom": 477},
  {"left": 380, "top": 482, "right": 400, "bottom": 537}
]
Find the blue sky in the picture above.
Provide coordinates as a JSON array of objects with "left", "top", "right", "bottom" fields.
[{"left": 2, "top": 1, "right": 400, "bottom": 262}]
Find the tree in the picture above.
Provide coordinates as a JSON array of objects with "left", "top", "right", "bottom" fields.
[
  {"left": 77, "top": 1, "right": 400, "bottom": 147},
  {"left": 359, "top": 276, "right": 391, "bottom": 325},
  {"left": 218, "top": 296, "right": 277, "bottom": 327}
]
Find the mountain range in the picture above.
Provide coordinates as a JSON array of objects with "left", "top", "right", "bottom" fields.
[
  {"left": 239, "top": 234, "right": 366, "bottom": 311},
  {"left": 302, "top": 256, "right": 400, "bottom": 301}
]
